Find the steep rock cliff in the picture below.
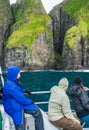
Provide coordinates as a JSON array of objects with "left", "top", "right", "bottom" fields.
[
  {"left": 63, "top": 0, "right": 89, "bottom": 69},
  {"left": 4, "top": 0, "right": 55, "bottom": 69},
  {"left": 0, "top": 0, "right": 13, "bottom": 66},
  {"left": 49, "top": 1, "right": 74, "bottom": 69},
  {"left": 50, "top": 0, "right": 89, "bottom": 69}
]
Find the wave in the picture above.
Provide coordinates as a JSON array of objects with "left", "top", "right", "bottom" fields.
[
  {"left": 63, "top": 69, "right": 89, "bottom": 72},
  {"left": 21, "top": 69, "right": 89, "bottom": 73}
]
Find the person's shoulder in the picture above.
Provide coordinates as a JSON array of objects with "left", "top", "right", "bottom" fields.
[
  {"left": 58, "top": 90, "right": 67, "bottom": 98},
  {"left": 5, "top": 80, "right": 17, "bottom": 88},
  {"left": 5, "top": 80, "right": 14, "bottom": 85}
]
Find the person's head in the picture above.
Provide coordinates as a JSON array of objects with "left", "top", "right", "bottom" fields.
[
  {"left": 58, "top": 78, "right": 69, "bottom": 91},
  {"left": 7, "top": 65, "right": 20, "bottom": 81},
  {"left": 74, "top": 76, "right": 83, "bottom": 85}
]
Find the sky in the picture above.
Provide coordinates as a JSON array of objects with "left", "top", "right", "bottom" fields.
[{"left": 9, "top": 0, "right": 63, "bottom": 13}]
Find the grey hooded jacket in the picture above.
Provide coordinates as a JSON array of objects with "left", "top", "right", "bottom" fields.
[
  {"left": 68, "top": 84, "right": 89, "bottom": 118},
  {"left": 48, "top": 78, "right": 80, "bottom": 124}
]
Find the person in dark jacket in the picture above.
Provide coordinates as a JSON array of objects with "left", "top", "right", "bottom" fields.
[
  {"left": 2, "top": 65, "right": 44, "bottom": 130},
  {"left": 68, "top": 76, "right": 89, "bottom": 128}
]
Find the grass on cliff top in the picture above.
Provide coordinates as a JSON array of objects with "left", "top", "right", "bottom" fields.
[
  {"left": 63, "top": 0, "right": 89, "bottom": 48},
  {"left": 12, "top": 0, "right": 46, "bottom": 26},
  {"left": 63, "top": 0, "right": 89, "bottom": 17},
  {"left": 6, "top": 14, "right": 52, "bottom": 49},
  {"left": 7, "top": 0, "right": 51, "bottom": 49}
]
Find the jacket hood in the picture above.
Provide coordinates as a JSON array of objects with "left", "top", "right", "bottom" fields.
[
  {"left": 51, "top": 78, "right": 69, "bottom": 93},
  {"left": 68, "top": 85, "right": 81, "bottom": 96},
  {"left": 7, "top": 66, "right": 20, "bottom": 81}
]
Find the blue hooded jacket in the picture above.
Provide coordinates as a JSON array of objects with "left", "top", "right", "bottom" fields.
[{"left": 2, "top": 66, "right": 38, "bottom": 125}]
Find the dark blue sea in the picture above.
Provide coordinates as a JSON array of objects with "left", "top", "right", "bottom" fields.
[{"left": 1, "top": 70, "right": 89, "bottom": 112}]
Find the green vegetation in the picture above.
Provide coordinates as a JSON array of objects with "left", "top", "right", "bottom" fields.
[
  {"left": 55, "top": 51, "right": 62, "bottom": 62},
  {"left": 7, "top": 14, "right": 51, "bottom": 49},
  {"left": 63, "top": 0, "right": 89, "bottom": 17},
  {"left": 7, "top": 0, "right": 51, "bottom": 49},
  {"left": 63, "top": 0, "right": 89, "bottom": 48},
  {"left": 0, "top": 15, "right": 2, "bottom": 19}
]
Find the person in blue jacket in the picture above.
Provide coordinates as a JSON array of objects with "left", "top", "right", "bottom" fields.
[{"left": 2, "top": 65, "right": 44, "bottom": 130}]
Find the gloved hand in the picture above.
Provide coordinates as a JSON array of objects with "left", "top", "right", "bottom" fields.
[
  {"left": 0, "top": 94, "right": 2, "bottom": 100},
  {"left": 0, "top": 72, "right": 6, "bottom": 77},
  {"left": 25, "top": 89, "right": 31, "bottom": 95},
  {"left": 0, "top": 88, "right": 3, "bottom": 93},
  {"left": 0, "top": 88, "right": 3, "bottom": 100}
]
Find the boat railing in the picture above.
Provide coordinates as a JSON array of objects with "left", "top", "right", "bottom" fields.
[
  {"left": 31, "top": 91, "right": 50, "bottom": 105},
  {"left": 31, "top": 91, "right": 51, "bottom": 94}
]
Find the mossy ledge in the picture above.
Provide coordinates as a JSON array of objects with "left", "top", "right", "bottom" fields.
[
  {"left": 63, "top": 0, "right": 89, "bottom": 48},
  {"left": 6, "top": 0, "right": 51, "bottom": 50}
]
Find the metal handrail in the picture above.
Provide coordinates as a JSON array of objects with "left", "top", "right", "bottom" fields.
[
  {"left": 31, "top": 91, "right": 50, "bottom": 94},
  {"left": 31, "top": 91, "right": 50, "bottom": 105},
  {"left": 35, "top": 101, "right": 49, "bottom": 105},
  {"left": 0, "top": 66, "right": 4, "bottom": 87}
]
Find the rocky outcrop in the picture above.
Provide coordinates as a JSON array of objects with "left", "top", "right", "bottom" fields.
[
  {"left": 4, "top": 31, "right": 54, "bottom": 69},
  {"left": 0, "top": 0, "right": 13, "bottom": 66},
  {"left": 49, "top": 4, "right": 75, "bottom": 69},
  {"left": 50, "top": 0, "right": 89, "bottom": 69},
  {"left": 4, "top": 0, "right": 55, "bottom": 69},
  {"left": 49, "top": 7, "right": 74, "bottom": 55},
  {"left": 63, "top": 35, "right": 89, "bottom": 69}
]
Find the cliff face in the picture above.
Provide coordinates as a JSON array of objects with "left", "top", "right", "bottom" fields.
[
  {"left": 50, "top": 0, "right": 89, "bottom": 69},
  {"left": 49, "top": 5, "right": 74, "bottom": 55},
  {"left": 1, "top": 0, "right": 89, "bottom": 70},
  {"left": 0, "top": 0, "right": 13, "bottom": 66},
  {"left": 4, "top": 0, "right": 55, "bottom": 69}
]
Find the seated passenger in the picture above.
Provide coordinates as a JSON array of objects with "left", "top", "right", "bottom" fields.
[
  {"left": 2, "top": 65, "right": 44, "bottom": 130},
  {"left": 48, "top": 78, "right": 82, "bottom": 130},
  {"left": 68, "top": 76, "right": 89, "bottom": 128}
]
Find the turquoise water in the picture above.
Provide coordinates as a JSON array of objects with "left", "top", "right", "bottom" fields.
[{"left": 1, "top": 70, "right": 89, "bottom": 111}]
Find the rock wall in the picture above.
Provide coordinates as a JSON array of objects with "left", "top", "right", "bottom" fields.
[
  {"left": 4, "top": 30, "right": 54, "bottom": 69},
  {"left": 62, "top": 35, "right": 89, "bottom": 69},
  {"left": 49, "top": 5, "right": 74, "bottom": 69},
  {"left": 50, "top": 8, "right": 73, "bottom": 55},
  {"left": 50, "top": 0, "right": 89, "bottom": 69},
  {"left": 3, "top": 0, "right": 55, "bottom": 69},
  {"left": 0, "top": 0, "right": 13, "bottom": 66}
]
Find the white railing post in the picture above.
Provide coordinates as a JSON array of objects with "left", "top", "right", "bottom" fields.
[{"left": 0, "top": 66, "right": 4, "bottom": 87}]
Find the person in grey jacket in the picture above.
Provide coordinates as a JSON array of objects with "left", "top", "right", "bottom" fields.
[
  {"left": 68, "top": 76, "right": 89, "bottom": 128},
  {"left": 48, "top": 78, "right": 82, "bottom": 130}
]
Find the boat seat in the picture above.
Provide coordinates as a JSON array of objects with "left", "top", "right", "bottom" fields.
[{"left": 0, "top": 105, "right": 35, "bottom": 130}]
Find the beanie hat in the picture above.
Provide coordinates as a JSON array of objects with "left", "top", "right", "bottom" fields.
[{"left": 74, "top": 76, "right": 83, "bottom": 85}]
